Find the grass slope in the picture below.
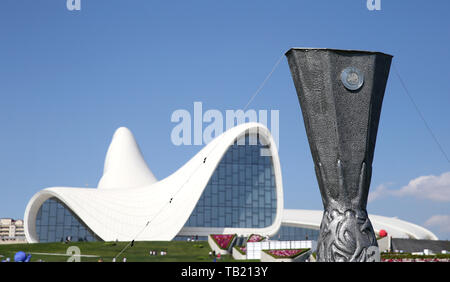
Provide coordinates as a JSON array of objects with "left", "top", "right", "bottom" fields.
[{"left": 0, "top": 241, "right": 237, "bottom": 262}]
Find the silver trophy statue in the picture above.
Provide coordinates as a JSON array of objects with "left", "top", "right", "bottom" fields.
[{"left": 286, "top": 48, "right": 392, "bottom": 262}]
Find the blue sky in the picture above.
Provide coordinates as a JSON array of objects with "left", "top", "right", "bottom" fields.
[{"left": 0, "top": 1, "right": 449, "bottom": 239}]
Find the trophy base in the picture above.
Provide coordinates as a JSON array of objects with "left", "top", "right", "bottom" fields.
[{"left": 316, "top": 208, "right": 380, "bottom": 262}]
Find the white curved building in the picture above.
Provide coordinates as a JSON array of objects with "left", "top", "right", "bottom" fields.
[{"left": 24, "top": 123, "right": 438, "bottom": 243}]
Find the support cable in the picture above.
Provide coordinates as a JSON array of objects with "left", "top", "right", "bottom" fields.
[{"left": 393, "top": 63, "right": 450, "bottom": 163}]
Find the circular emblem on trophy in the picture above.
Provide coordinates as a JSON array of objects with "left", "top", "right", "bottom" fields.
[{"left": 341, "top": 67, "right": 364, "bottom": 91}]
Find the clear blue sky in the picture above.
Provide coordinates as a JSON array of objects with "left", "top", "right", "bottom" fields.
[{"left": 0, "top": 1, "right": 449, "bottom": 239}]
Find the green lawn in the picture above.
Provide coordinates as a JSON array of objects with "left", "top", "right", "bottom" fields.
[{"left": 0, "top": 241, "right": 239, "bottom": 262}]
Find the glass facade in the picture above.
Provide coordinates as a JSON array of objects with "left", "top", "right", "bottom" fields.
[
  {"left": 272, "top": 225, "right": 319, "bottom": 241},
  {"left": 184, "top": 134, "right": 277, "bottom": 229},
  {"left": 35, "top": 197, "right": 99, "bottom": 242}
]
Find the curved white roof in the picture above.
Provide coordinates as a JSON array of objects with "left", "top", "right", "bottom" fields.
[
  {"left": 98, "top": 127, "right": 157, "bottom": 189},
  {"left": 24, "top": 123, "right": 284, "bottom": 242},
  {"left": 282, "top": 209, "right": 438, "bottom": 240}
]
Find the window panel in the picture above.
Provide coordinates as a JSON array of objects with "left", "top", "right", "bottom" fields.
[
  {"left": 56, "top": 208, "right": 64, "bottom": 224},
  {"left": 239, "top": 169, "right": 245, "bottom": 184},
  {"left": 252, "top": 190, "right": 258, "bottom": 201},
  {"left": 232, "top": 149, "right": 238, "bottom": 162},
  {"left": 204, "top": 207, "right": 211, "bottom": 224},
  {"left": 219, "top": 191, "right": 225, "bottom": 204},
  {"left": 232, "top": 208, "right": 239, "bottom": 225},
  {"left": 232, "top": 173, "right": 238, "bottom": 185},
  {"left": 265, "top": 191, "right": 271, "bottom": 204},
  {"left": 232, "top": 195, "right": 239, "bottom": 207},
  {"left": 265, "top": 216, "right": 272, "bottom": 227},
  {"left": 40, "top": 226, "right": 48, "bottom": 237},
  {"left": 259, "top": 195, "right": 265, "bottom": 207},
  {"left": 212, "top": 207, "right": 218, "bottom": 219},
  {"left": 49, "top": 205, "right": 57, "bottom": 217},
  {"left": 226, "top": 164, "right": 232, "bottom": 176},
  {"left": 197, "top": 213, "right": 204, "bottom": 226},
  {"left": 218, "top": 215, "right": 225, "bottom": 226},
  {"left": 225, "top": 213, "right": 232, "bottom": 227},
  {"left": 246, "top": 216, "right": 252, "bottom": 227},
  {"left": 225, "top": 187, "right": 232, "bottom": 201},
  {"left": 245, "top": 193, "right": 252, "bottom": 206},
  {"left": 41, "top": 214, "right": 49, "bottom": 225},
  {"left": 212, "top": 193, "right": 218, "bottom": 206},
  {"left": 232, "top": 185, "right": 239, "bottom": 198},
  {"left": 225, "top": 174, "right": 232, "bottom": 185}
]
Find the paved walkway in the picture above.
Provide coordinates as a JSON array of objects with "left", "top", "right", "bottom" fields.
[{"left": 29, "top": 252, "right": 99, "bottom": 257}]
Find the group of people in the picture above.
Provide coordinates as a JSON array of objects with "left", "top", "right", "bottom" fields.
[
  {"left": 187, "top": 235, "right": 199, "bottom": 242},
  {"left": 149, "top": 250, "right": 168, "bottom": 256},
  {"left": 208, "top": 250, "right": 221, "bottom": 261}
]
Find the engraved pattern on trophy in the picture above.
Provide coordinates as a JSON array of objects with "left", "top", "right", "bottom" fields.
[
  {"left": 286, "top": 48, "right": 393, "bottom": 262},
  {"left": 317, "top": 160, "right": 378, "bottom": 261}
]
